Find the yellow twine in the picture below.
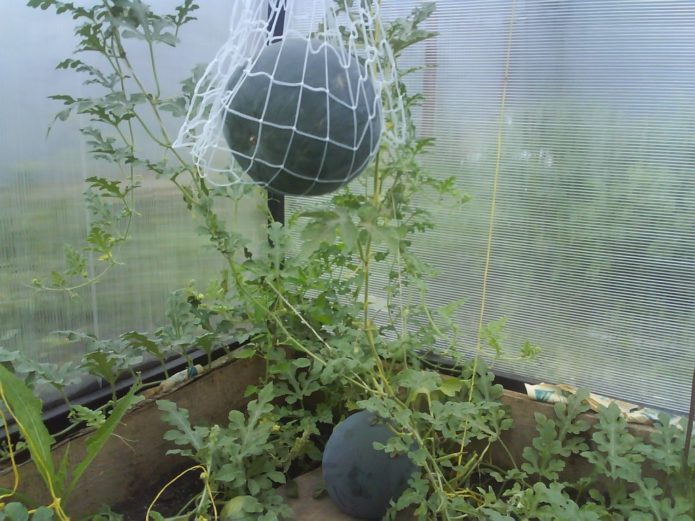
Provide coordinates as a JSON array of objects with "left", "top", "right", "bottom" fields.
[
  {"left": 0, "top": 407, "right": 19, "bottom": 503},
  {"left": 474, "top": 0, "right": 517, "bottom": 360},
  {"left": 145, "top": 465, "right": 217, "bottom": 521},
  {"left": 459, "top": 0, "right": 517, "bottom": 466}
]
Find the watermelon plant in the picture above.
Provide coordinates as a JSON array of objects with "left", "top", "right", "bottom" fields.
[{"left": 6, "top": 0, "right": 693, "bottom": 520}]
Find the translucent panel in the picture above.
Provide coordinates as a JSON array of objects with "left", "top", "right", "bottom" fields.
[
  {"left": 374, "top": 1, "right": 695, "bottom": 413},
  {"left": 0, "top": 2, "right": 266, "bottom": 363}
]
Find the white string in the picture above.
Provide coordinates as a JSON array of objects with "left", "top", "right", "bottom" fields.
[{"left": 173, "top": 0, "right": 406, "bottom": 196}]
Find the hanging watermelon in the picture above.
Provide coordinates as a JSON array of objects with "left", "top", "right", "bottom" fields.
[{"left": 223, "top": 38, "right": 382, "bottom": 196}]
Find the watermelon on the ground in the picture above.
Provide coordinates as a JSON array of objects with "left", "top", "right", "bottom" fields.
[
  {"left": 322, "top": 410, "right": 416, "bottom": 520},
  {"left": 223, "top": 38, "right": 382, "bottom": 196}
]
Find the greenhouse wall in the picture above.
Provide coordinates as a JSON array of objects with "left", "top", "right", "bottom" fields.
[
  {"left": 380, "top": 0, "right": 695, "bottom": 413},
  {"left": 1, "top": 0, "right": 693, "bottom": 413}
]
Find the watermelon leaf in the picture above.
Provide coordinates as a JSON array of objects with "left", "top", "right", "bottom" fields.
[{"left": 157, "top": 399, "right": 209, "bottom": 455}]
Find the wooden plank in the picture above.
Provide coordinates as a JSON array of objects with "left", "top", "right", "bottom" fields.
[{"left": 496, "top": 391, "right": 658, "bottom": 483}]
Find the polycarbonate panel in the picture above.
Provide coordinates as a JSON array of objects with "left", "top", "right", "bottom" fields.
[
  {"left": 0, "top": 2, "right": 266, "bottom": 363},
  {"left": 374, "top": 0, "right": 695, "bottom": 413}
]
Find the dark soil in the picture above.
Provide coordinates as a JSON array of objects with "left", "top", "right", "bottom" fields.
[
  {"left": 107, "top": 437, "right": 322, "bottom": 520},
  {"left": 113, "top": 465, "right": 202, "bottom": 520}
]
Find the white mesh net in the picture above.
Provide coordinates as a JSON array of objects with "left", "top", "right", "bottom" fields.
[{"left": 173, "top": 0, "right": 405, "bottom": 196}]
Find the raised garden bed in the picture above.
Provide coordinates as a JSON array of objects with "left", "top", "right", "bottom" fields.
[{"left": 0, "top": 355, "right": 668, "bottom": 519}]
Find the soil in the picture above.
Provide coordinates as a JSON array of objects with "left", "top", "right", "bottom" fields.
[{"left": 113, "top": 465, "right": 202, "bottom": 520}]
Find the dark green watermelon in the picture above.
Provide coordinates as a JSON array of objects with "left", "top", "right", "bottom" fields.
[
  {"left": 322, "top": 410, "right": 416, "bottom": 520},
  {"left": 223, "top": 38, "right": 382, "bottom": 196}
]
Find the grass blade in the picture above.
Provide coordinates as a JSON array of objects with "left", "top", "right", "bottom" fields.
[
  {"left": 0, "top": 365, "right": 57, "bottom": 494},
  {"left": 65, "top": 384, "right": 140, "bottom": 498}
]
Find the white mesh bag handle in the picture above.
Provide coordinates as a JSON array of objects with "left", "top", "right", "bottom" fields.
[{"left": 173, "top": 0, "right": 406, "bottom": 196}]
